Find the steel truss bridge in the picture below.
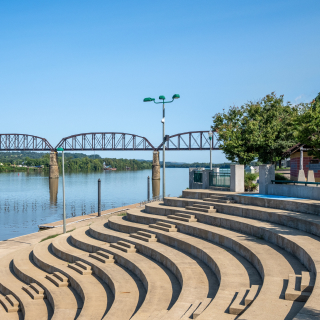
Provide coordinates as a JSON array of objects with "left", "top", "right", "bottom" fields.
[{"left": 0, "top": 131, "right": 220, "bottom": 152}]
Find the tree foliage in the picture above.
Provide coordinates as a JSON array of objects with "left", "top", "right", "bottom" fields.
[
  {"left": 295, "top": 92, "right": 320, "bottom": 159},
  {"left": 212, "top": 92, "right": 298, "bottom": 165}
]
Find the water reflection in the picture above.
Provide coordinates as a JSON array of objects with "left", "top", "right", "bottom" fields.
[
  {"left": 0, "top": 168, "right": 188, "bottom": 241},
  {"left": 152, "top": 179, "right": 160, "bottom": 199},
  {"left": 49, "top": 178, "right": 58, "bottom": 206}
]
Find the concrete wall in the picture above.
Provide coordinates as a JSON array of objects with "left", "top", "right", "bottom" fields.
[
  {"left": 259, "top": 165, "right": 275, "bottom": 194},
  {"left": 189, "top": 168, "right": 210, "bottom": 189},
  {"left": 267, "top": 184, "right": 320, "bottom": 201},
  {"left": 230, "top": 165, "right": 244, "bottom": 192}
]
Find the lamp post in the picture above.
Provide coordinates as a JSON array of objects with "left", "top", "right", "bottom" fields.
[
  {"left": 143, "top": 94, "right": 180, "bottom": 198},
  {"left": 56, "top": 147, "right": 66, "bottom": 234},
  {"left": 208, "top": 130, "right": 213, "bottom": 170}
]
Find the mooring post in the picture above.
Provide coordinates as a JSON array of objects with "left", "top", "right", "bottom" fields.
[
  {"left": 98, "top": 178, "right": 101, "bottom": 217},
  {"left": 147, "top": 176, "right": 150, "bottom": 201},
  {"left": 49, "top": 151, "right": 59, "bottom": 179},
  {"left": 152, "top": 150, "right": 160, "bottom": 180}
]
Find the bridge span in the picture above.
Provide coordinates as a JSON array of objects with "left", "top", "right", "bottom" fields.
[{"left": 0, "top": 131, "right": 220, "bottom": 179}]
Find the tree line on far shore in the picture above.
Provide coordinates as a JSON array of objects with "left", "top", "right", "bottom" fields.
[
  {"left": 212, "top": 92, "right": 320, "bottom": 166},
  {"left": 0, "top": 153, "right": 153, "bottom": 172},
  {"left": 0, "top": 151, "right": 233, "bottom": 172}
]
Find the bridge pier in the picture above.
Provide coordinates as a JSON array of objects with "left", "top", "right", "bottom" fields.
[
  {"left": 152, "top": 151, "right": 160, "bottom": 180},
  {"left": 49, "top": 151, "right": 59, "bottom": 179}
]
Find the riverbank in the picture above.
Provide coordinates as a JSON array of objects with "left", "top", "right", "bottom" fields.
[
  {"left": 0, "top": 202, "right": 140, "bottom": 259},
  {"left": 38, "top": 202, "right": 140, "bottom": 229},
  {"left": 0, "top": 165, "right": 44, "bottom": 172}
]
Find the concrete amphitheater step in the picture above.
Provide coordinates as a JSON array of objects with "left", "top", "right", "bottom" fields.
[
  {"left": 110, "top": 240, "right": 137, "bottom": 253},
  {"left": 164, "top": 196, "right": 320, "bottom": 239},
  {"left": 45, "top": 272, "right": 70, "bottom": 287},
  {"left": 89, "top": 251, "right": 115, "bottom": 263},
  {"left": 0, "top": 292, "right": 22, "bottom": 320},
  {"left": 148, "top": 200, "right": 320, "bottom": 319},
  {"left": 129, "top": 232, "right": 157, "bottom": 242},
  {"left": 0, "top": 293, "right": 20, "bottom": 312},
  {"left": 0, "top": 250, "right": 53, "bottom": 320},
  {"left": 70, "top": 227, "right": 178, "bottom": 320},
  {"left": 149, "top": 221, "right": 177, "bottom": 232},
  {"left": 89, "top": 221, "right": 215, "bottom": 320},
  {"left": 144, "top": 201, "right": 320, "bottom": 320},
  {"left": 93, "top": 215, "right": 266, "bottom": 320},
  {"left": 124, "top": 208, "right": 307, "bottom": 320},
  {"left": 192, "top": 298, "right": 212, "bottom": 319},
  {"left": 32, "top": 240, "right": 112, "bottom": 320},
  {"left": 109, "top": 215, "right": 262, "bottom": 320},
  {"left": 22, "top": 283, "right": 46, "bottom": 300},
  {"left": 182, "top": 189, "right": 320, "bottom": 215},
  {"left": 185, "top": 203, "right": 216, "bottom": 213},
  {"left": 51, "top": 233, "right": 142, "bottom": 320},
  {"left": 229, "top": 285, "right": 261, "bottom": 315},
  {"left": 301, "top": 271, "right": 315, "bottom": 292},
  {"left": 68, "top": 261, "right": 92, "bottom": 275},
  {"left": 285, "top": 274, "right": 311, "bottom": 302},
  {"left": 167, "top": 214, "right": 197, "bottom": 222},
  {"left": 12, "top": 245, "right": 81, "bottom": 320}
]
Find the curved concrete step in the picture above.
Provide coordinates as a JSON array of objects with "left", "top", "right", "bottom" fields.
[
  {"left": 0, "top": 292, "right": 22, "bottom": 320},
  {"left": 70, "top": 227, "right": 178, "bottom": 320},
  {"left": 12, "top": 245, "right": 81, "bottom": 320},
  {"left": 89, "top": 222, "right": 214, "bottom": 320},
  {"left": 124, "top": 209, "right": 307, "bottom": 320},
  {"left": 0, "top": 249, "right": 53, "bottom": 320},
  {"left": 51, "top": 233, "right": 142, "bottom": 320},
  {"left": 147, "top": 200, "right": 320, "bottom": 320},
  {"left": 182, "top": 189, "right": 320, "bottom": 215},
  {"left": 32, "top": 240, "right": 112, "bottom": 320},
  {"left": 108, "top": 215, "right": 262, "bottom": 320},
  {"left": 164, "top": 196, "right": 320, "bottom": 238}
]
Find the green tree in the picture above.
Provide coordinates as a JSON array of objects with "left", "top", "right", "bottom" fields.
[
  {"left": 212, "top": 93, "right": 298, "bottom": 165},
  {"left": 212, "top": 106, "right": 258, "bottom": 164},
  {"left": 295, "top": 92, "right": 320, "bottom": 159}
]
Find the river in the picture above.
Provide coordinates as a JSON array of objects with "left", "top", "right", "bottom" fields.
[{"left": 0, "top": 168, "right": 189, "bottom": 241}]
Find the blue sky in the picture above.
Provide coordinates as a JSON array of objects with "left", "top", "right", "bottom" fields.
[{"left": 0, "top": 0, "right": 319, "bottom": 163}]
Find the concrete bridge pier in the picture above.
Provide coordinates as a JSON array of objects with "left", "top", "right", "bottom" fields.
[
  {"left": 152, "top": 151, "right": 160, "bottom": 180},
  {"left": 49, "top": 151, "right": 59, "bottom": 179}
]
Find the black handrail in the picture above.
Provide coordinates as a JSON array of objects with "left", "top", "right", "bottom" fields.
[{"left": 271, "top": 180, "right": 320, "bottom": 186}]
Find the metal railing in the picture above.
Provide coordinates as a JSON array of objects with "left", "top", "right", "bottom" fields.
[
  {"left": 271, "top": 180, "right": 320, "bottom": 186},
  {"left": 209, "top": 172, "right": 230, "bottom": 187}
]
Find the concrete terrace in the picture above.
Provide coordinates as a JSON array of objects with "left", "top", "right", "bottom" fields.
[{"left": 0, "top": 190, "right": 319, "bottom": 319}]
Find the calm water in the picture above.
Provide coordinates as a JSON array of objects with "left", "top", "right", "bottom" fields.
[{"left": 0, "top": 168, "right": 189, "bottom": 241}]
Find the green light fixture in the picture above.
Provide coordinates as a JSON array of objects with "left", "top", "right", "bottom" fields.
[
  {"left": 172, "top": 94, "right": 180, "bottom": 99},
  {"left": 159, "top": 95, "right": 166, "bottom": 100},
  {"left": 143, "top": 97, "right": 155, "bottom": 102}
]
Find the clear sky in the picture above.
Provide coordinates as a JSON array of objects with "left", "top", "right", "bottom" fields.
[{"left": 0, "top": 0, "right": 319, "bottom": 163}]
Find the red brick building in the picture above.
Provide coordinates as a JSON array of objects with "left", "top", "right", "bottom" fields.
[{"left": 285, "top": 143, "right": 320, "bottom": 182}]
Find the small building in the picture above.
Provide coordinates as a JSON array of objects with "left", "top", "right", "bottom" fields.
[{"left": 285, "top": 143, "right": 320, "bottom": 182}]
